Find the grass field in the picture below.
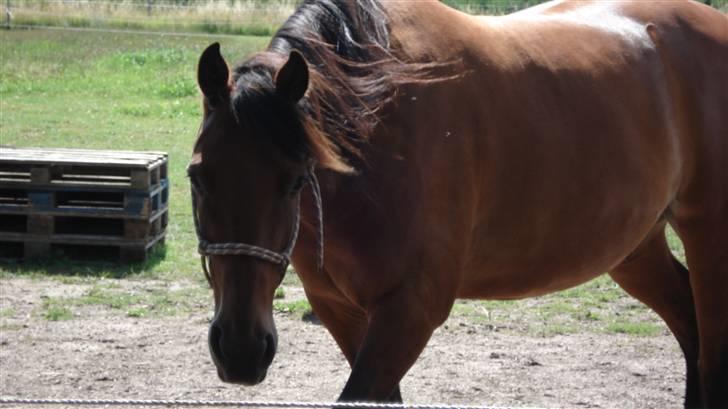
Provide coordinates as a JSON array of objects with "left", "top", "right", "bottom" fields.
[
  {"left": 0, "top": 29, "right": 268, "bottom": 280},
  {"left": 0, "top": 28, "right": 687, "bottom": 336}
]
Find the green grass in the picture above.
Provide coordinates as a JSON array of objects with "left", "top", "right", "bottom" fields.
[
  {"left": 40, "top": 298, "right": 74, "bottom": 321},
  {"left": 666, "top": 225, "right": 685, "bottom": 262},
  {"left": 606, "top": 321, "right": 663, "bottom": 336},
  {"left": 44, "top": 306, "right": 73, "bottom": 321},
  {"left": 0, "top": 323, "right": 24, "bottom": 331},
  {"left": 33, "top": 281, "right": 211, "bottom": 319},
  {"left": 0, "top": 307, "right": 16, "bottom": 318},
  {"left": 77, "top": 284, "right": 210, "bottom": 317},
  {"left": 31, "top": 280, "right": 309, "bottom": 320},
  {"left": 274, "top": 299, "right": 312, "bottom": 317},
  {"left": 452, "top": 275, "right": 670, "bottom": 337},
  {"left": 0, "top": 29, "right": 268, "bottom": 280}
]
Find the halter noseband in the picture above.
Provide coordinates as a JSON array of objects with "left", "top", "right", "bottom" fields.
[{"left": 191, "top": 165, "right": 324, "bottom": 285}]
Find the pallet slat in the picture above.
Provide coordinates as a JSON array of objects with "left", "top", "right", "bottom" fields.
[
  {"left": 0, "top": 208, "right": 168, "bottom": 238},
  {"left": 0, "top": 147, "right": 167, "bottom": 166},
  {"left": 0, "top": 156, "right": 163, "bottom": 168},
  {"left": 0, "top": 233, "right": 165, "bottom": 262},
  {"left": 0, "top": 167, "right": 167, "bottom": 190},
  {"left": 0, "top": 205, "right": 168, "bottom": 221},
  {"left": 1, "top": 146, "right": 167, "bottom": 157},
  {"left": 0, "top": 227, "right": 166, "bottom": 247},
  {"left": 0, "top": 180, "right": 169, "bottom": 219}
]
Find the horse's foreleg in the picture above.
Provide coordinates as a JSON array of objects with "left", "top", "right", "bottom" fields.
[
  {"left": 336, "top": 287, "right": 445, "bottom": 402},
  {"left": 673, "top": 214, "right": 728, "bottom": 408},
  {"left": 306, "top": 294, "right": 405, "bottom": 402},
  {"left": 609, "top": 225, "right": 701, "bottom": 408}
]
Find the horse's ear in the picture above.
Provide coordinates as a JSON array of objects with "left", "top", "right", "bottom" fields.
[
  {"left": 197, "top": 42, "right": 230, "bottom": 107},
  {"left": 275, "top": 50, "right": 309, "bottom": 103}
]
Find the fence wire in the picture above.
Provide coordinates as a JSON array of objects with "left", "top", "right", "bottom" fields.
[{"left": 0, "top": 397, "right": 553, "bottom": 409}]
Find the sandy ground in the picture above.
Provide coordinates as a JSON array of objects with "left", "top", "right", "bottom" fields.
[{"left": 0, "top": 278, "right": 685, "bottom": 409}]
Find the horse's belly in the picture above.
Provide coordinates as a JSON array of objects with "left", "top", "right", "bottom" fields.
[
  {"left": 457, "top": 194, "right": 667, "bottom": 299},
  {"left": 459, "top": 253, "right": 617, "bottom": 300}
]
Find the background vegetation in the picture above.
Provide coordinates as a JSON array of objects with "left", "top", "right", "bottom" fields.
[
  {"left": 443, "top": 0, "right": 727, "bottom": 14},
  {"left": 5, "top": 0, "right": 297, "bottom": 36},
  {"left": 0, "top": 29, "right": 269, "bottom": 280},
  {"left": 5, "top": 0, "right": 727, "bottom": 36}
]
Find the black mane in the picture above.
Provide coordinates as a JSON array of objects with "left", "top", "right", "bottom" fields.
[
  {"left": 230, "top": 0, "right": 437, "bottom": 171},
  {"left": 269, "top": 0, "right": 391, "bottom": 62}
]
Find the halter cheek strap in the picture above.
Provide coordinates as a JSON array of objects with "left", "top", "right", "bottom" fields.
[{"left": 192, "top": 165, "right": 324, "bottom": 286}]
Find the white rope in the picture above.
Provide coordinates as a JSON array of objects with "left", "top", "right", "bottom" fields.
[
  {"left": 308, "top": 169, "right": 324, "bottom": 271},
  {"left": 0, "top": 397, "right": 552, "bottom": 409}
]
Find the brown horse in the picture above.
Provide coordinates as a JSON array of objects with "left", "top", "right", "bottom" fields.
[{"left": 189, "top": 0, "right": 728, "bottom": 406}]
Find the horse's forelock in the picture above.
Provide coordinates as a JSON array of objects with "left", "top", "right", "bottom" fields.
[
  {"left": 229, "top": 59, "right": 301, "bottom": 158},
  {"left": 229, "top": 55, "right": 351, "bottom": 173}
]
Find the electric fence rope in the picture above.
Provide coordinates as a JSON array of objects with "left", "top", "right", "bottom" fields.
[{"left": 0, "top": 397, "right": 554, "bottom": 409}]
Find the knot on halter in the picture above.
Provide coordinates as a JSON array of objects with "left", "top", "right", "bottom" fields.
[{"left": 192, "top": 165, "right": 324, "bottom": 285}]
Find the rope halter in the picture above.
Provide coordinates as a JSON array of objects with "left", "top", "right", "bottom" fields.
[{"left": 191, "top": 164, "right": 324, "bottom": 285}]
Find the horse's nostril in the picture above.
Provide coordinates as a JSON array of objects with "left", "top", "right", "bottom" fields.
[{"left": 262, "top": 333, "right": 276, "bottom": 367}]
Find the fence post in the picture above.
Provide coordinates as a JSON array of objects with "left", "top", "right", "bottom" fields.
[
  {"left": 146, "top": 0, "right": 152, "bottom": 16},
  {"left": 4, "top": 0, "right": 10, "bottom": 29}
]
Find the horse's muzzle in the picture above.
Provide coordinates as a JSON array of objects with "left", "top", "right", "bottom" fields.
[{"left": 208, "top": 321, "right": 277, "bottom": 385}]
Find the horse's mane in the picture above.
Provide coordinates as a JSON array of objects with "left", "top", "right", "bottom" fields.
[{"left": 230, "top": 0, "right": 438, "bottom": 172}]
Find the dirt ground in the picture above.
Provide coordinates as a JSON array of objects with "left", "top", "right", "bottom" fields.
[{"left": 0, "top": 278, "right": 685, "bottom": 409}]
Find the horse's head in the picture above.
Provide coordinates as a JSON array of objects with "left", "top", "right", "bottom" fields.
[{"left": 190, "top": 43, "right": 318, "bottom": 385}]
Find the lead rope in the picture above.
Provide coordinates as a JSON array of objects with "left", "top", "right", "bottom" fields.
[
  {"left": 193, "top": 164, "right": 323, "bottom": 286},
  {"left": 308, "top": 167, "right": 324, "bottom": 271}
]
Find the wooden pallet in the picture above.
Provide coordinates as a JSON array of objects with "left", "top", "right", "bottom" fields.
[{"left": 0, "top": 147, "right": 169, "bottom": 262}]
